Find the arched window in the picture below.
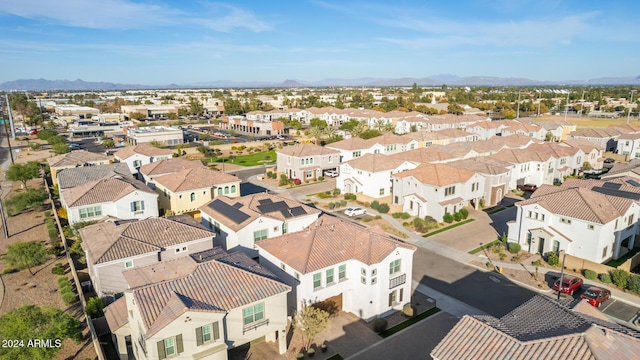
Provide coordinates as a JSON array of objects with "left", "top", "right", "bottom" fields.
[
  {"left": 224, "top": 186, "right": 230, "bottom": 194},
  {"left": 190, "top": 192, "right": 196, "bottom": 202},
  {"left": 217, "top": 188, "right": 222, "bottom": 195},
  {"left": 231, "top": 185, "right": 237, "bottom": 193}
]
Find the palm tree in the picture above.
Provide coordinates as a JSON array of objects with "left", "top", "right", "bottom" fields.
[{"left": 309, "top": 126, "right": 323, "bottom": 144}]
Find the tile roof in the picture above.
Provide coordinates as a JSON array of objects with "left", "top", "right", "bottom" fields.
[
  {"left": 154, "top": 167, "right": 239, "bottom": 192},
  {"left": 569, "top": 128, "right": 621, "bottom": 139},
  {"left": 114, "top": 143, "right": 174, "bottom": 160},
  {"left": 343, "top": 153, "right": 410, "bottom": 172},
  {"left": 603, "top": 159, "right": 640, "bottom": 177},
  {"left": 138, "top": 157, "right": 206, "bottom": 177},
  {"left": 79, "top": 215, "right": 214, "bottom": 264},
  {"left": 104, "top": 297, "right": 128, "bottom": 332},
  {"left": 276, "top": 143, "right": 339, "bottom": 157},
  {"left": 431, "top": 295, "right": 640, "bottom": 360},
  {"left": 256, "top": 215, "right": 416, "bottom": 274},
  {"left": 394, "top": 163, "right": 476, "bottom": 186},
  {"left": 61, "top": 177, "right": 156, "bottom": 207},
  {"left": 388, "top": 147, "right": 454, "bottom": 164},
  {"left": 519, "top": 186, "right": 633, "bottom": 224},
  {"left": 200, "top": 193, "right": 320, "bottom": 232},
  {"left": 57, "top": 163, "right": 132, "bottom": 189},
  {"left": 124, "top": 250, "right": 290, "bottom": 338},
  {"left": 46, "top": 151, "right": 111, "bottom": 168},
  {"left": 446, "top": 157, "right": 512, "bottom": 175},
  {"left": 561, "top": 138, "right": 604, "bottom": 152}
]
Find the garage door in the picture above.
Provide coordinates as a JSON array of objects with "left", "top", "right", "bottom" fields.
[{"left": 314, "top": 294, "right": 342, "bottom": 315}]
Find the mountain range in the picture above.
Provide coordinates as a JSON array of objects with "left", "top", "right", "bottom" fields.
[{"left": 1, "top": 75, "right": 639, "bottom": 91}]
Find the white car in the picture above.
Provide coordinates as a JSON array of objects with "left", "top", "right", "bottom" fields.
[
  {"left": 324, "top": 170, "right": 339, "bottom": 177},
  {"left": 344, "top": 207, "right": 366, "bottom": 217}
]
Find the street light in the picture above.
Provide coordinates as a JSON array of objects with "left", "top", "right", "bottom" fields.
[
  {"left": 628, "top": 90, "right": 637, "bottom": 125},
  {"left": 556, "top": 251, "right": 568, "bottom": 300}
]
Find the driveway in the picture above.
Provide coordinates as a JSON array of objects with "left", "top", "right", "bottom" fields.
[{"left": 348, "top": 311, "right": 459, "bottom": 360}]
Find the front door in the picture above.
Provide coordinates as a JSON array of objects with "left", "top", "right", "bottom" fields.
[{"left": 538, "top": 237, "right": 546, "bottom": 254}]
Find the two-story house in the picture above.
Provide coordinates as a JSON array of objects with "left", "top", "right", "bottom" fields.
[
  {"left": 561, "top": 138, "right": 604, "bottom": 170},
  {"left": 392, "top": 163, "right": 484, "bottom": 220},
  {"left": 490, "top": 148, "right": 556, "bottom": 189},
  {"left": 616, "top": 133, "right": 640, "bottom": 158},
  {"left": 138, "top": 158, "right": 207, "bottom": 189},
  {"left": 337, "top": 153, "right": 418, "bottom": 199},
  {"left": 104, "top": 247, "right": 290, "bottom": 360},
  {"left": 276, "top": 144, "right": 340, "bottom": 182},
  {"left": 60, "top": 176, "right": 159, "bottom": 224},
  {"left": 47, "top": 150, "right": 112, "bottom": 185},
  {"left": 114, "top": 143, "right": 174, "bottom": 175},
  {"left": 79, "top": 215, "right": 215, "bottom": 298},
  {"left": 154, "top": 167, "right": 241, "bottom": 217},
  {"left": 446, "top": 157, "right": 513, "bottom": 208},
  {"left": 257, "top": 216, "right": 417, "bottom": 321},
  {"left": 326, "top": 134, "right": 418, "bottom": 162},
  {"left": 199, "top": 193, "right": 321, "bottom": 257},
  {"left": 568, "top": 128, "right": 621, "bottom": 152},
  {"left": 57, "top": 162, "right": 132, "bottom": 190}
]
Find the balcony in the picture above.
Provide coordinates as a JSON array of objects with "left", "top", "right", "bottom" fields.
[
  {"left": 389, "top": 273, "right": 406, "bottom": 289},
  {"left": 243, "top": 318, "right": 269, "bottom": 334}
]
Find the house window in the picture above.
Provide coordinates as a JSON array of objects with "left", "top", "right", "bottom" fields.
[
  {"left": 282, "top": 223, "right": 288, "bottom": 234},
  {"left": 197, "top": 322, "right": 220, "bottom": 345},
  {"left": 190, "top": 192, "right": 196, "bottom": 202},
  {"left": 231, "top": 185, "right": 236, "bottom": 193},
  {"left": 133, "top": 160, "right": 142, "bottom": 168},
  {"left": 243, "top": 303, "right": 264, "bottom": 325},
  {"left": 175, "top": 246, "right": 187, "bottom": 254},
  {"left": 162, "top": 336, "right": 178, "bottom": 358},
  {"left": 388, "top": 290, "right": 397, "bottom": 306},
  {"left": 213, "top": 221, "right": 220, "bottom": 234},
  {"left": 79, "top": 206, "right": 102, "bottom": 219},
  {"left": 339, "top": 264, "right": 346, "bottom": 280},
  {"left": 280, "top": 263, "right": 286, "bottom": 270},
  {"left": 629, "top": 215, "right": 635, "bottom": 226},
  {"left": 603, "top": 246, "right": 608, "bottom": 259},
  {"left": 300, "top": 159, "right": 304, "bottom": 165},
  {"left": 326, "top": 268, "right": 334, "bottom": 284},
  {"left": 588, "top": 224, "right": 595, "bottom": 230},
  {"left": 328, "top": 156, "right": 332, "bottom": 163},
  {"left": 444, "top": 186, "right": 455, "bottom": 196},
  {"left": 306, "top": 170, "right": 313, "bottom": 178},
  {"left": 163, "top": 189, "right": 170, "bottom": 198},
  {"left": 253, "top": 229, "right": 268, "bottom": 241},
  {"left": 361, "top": 276, "right": 366, "bottom": 284},
  {"left": 295, "top": 272, "right": 300, "bottom": 280},
  {"left": 560, "top": 218, "right": 572, "bottom": 224},
  {"left": 125, "top": 260, "right": 133, "bottom": 269},
  {"left": 371, "top": 277, "right": 377, "bottom": 285},
  {"left": 379, "top": 188, "right": 385, "bottom": 196},
  {"left": 224, "top": 186, "right": 230, "bottom": 194},
  {"left": 313, "top": 273, "right": 322, "bottom": 289},
  {"left": 217, "top": 188, "right": 223, "bottom": 195},
  {"left": 130, "top": 201, "right": 145, "bottom": 213},
  {"left": 353, "top": 151, "right": 361, "bottom": 158},
  {"left": 389, "top": 259, "right": 401, "bottom": 275}
]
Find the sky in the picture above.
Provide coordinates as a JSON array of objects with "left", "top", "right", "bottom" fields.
[{"left": 1, "top": 0, "right": 639, "bottom": 85}]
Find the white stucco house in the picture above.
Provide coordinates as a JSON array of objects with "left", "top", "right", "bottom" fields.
[
  {"left": 326, "top": 134, "right": 419, "bottom": 162},
  {"left": 60, "top": 177, "right": 159, "bottom": 224},
  {"left": 257, "top": 216, "right": 417, "bottom": 321},
  {"left": 199, "top": 193, "right": 321, "bottom": 257},
  {"left": 114, "top": 143, "right": 174, "bottom": 174},
  {"left": 104, "top": 248, "right": 290, "bottom": 360},
  {"left": 337, "top": 153, "right": 418, "bottom": 199},
  {"left": 507, "top": 183, "right": 640, "bottom": 263}
]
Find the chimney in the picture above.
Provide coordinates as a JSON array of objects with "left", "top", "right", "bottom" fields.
[{"left": 331, "top": 224, "right": 335, "bottom": 231}]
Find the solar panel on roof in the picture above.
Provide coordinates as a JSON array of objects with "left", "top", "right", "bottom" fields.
[
  {"left": 207, "top": 200, "right": 251, "bottom": 224},
  {"left": 602, "top": 182, "right": 622, "bottom": 190},
  {"left": 257, "top": 200, "right": 290, "bottom": 214},
  {"left": 592, "top": 187, "right": 640, "bottom": 200},
  {"left": 626, "top": 179, "right": 640, "bottom": 187},
  {"left": 289, "top": 206, "right": 307, "bottom": 216},
  {"left": 232, "top": 202, "right": 243, "bottom": 209}
]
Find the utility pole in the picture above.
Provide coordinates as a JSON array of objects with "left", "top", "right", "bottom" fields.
[
  {"left": 537, "top": 91, "right": 542, "bottom": 118},
  {"left": 628, "top": 90, "right": 637, "bottom": 125},
  {"left": 557, "top": 251, "right": 568, "bottom": 300},
  {"left": 516, "top": 90, "right": 521, "bottom": 119},
  {"left": 563, "top": 91, "right": 570, "bottom": 122},
  {"left": 5, "top": 95, "right": 15, "bottom": 140},
  {"left": 0, "top": 187, "right": 8, "bottom": 238}
]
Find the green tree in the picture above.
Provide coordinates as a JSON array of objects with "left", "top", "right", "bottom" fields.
[
  {"left": 102, "top": 139, "right": 116, "bottom": 148},
  {"left": 334, "top": 95, "right": 344, "bottom": 109},
  {"left": 51, "top": 143, "right": 70, "bottom": 154},
  {"left": 447, "top": 103, "right": 465, "bottom": 115},
  {"left": 149, "top": 140, "right": 164, "bottom": 148},
  {"left": 6, "top": 161, "right": 40, "bottom": 188},
  {"left": 5, "top": 188, "right": 48, "bottom": 215},
  {"left": 5, "top": 241, "right": 47, "bottom": 276},
  {"left": 128, "top": 112, "right": 146, "bottom": 120},
  {"left": 294, "top": 302, "right": 330, "bottom": 351},
  {"left": 309, "top": 118, "right": 328, "bottom": 129},
  {"left": 188, "top": 97, "right": 205, "bottom": 115},
  {"left": 359, "top": 129, "right": 382, "bottom": 139},
  {"left": 224, "top": 98, "right": 243, "bottom": 115},
  {"left": 0, "top": 305, "right": 82, "bottom": 360},
  {"left": 86, "top": 297, "right": 107, "bottom": 318}
]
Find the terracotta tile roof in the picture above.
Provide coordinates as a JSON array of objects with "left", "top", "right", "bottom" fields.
[
  {"left": 327, "top": 134, "right": 413, "bottom": 151},
  {"left": 519, "top": 187, "right": 633, "bottom": 224},
  {"left": 79, "top": 215, "right": 214, "bottom": 264},
  {"left": 343, "top": 153, "right": 409, "bottom": 172},
  {"left": 432, "top": 128, "right": 478, "bottom": 138},
  {"left": 394, "top": 163, "right": 475, "bottom": 186},
  {"left": 124, "top": 250, "right": 290, "bottom": 338},
  {"left": 114, "top": 143, "right": 174, "bottom": 160},
  {"left": 388, "top": 147, "right": 454, "bottom": 164},
  {"left": 46, "top": 151, "right": 111, "bottom": 168},
  {"left": 256, "top": 215, "right": 416, "bottom": 274},
  {"left": 138, "top": 157, "right": 206, "bottom": 177},
  {"left": 57, "top": 163, "right": 132, "bottom": 189},
  {"left": 432, "top": 295, "right": 640, "bottom": 360},
  {"left": 527, "top": 142, "right": 581, "bottom": 158},
  {"left": 569, "top": 128, "right": 621, "bottom": 139},
  {"left": 104, "top": 297, "right": 128, "bottom": 332},
  {"left": 604, "top": 159, "right": 640, "bottom": 177},
  {"left": 447, "top": 157, "right": 512, "bottom": 175},
  {"left": 154, "top": 167, "right": 239, "bottom": 192},
  {"left": 200, "top": 193, "right": 320, "bottom": 232},
  {"left": 401, "top": 131, "right": 449, "bottom": 142},
  {"left": 276, "top": 143, "right": 339, "bottom": 157},
  {"left": 490, "top": 147, "right": 552, "bottom": 164},
  {"left": 561, "top": 138, "right": 604, "bottom": 152},
  {"left": 61, "top": 177, "right": 156, "bottom": 207}
]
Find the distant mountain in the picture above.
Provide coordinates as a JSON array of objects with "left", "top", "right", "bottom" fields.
[{"left": 2, "top": 75, "right": 640, "bottom": 91}]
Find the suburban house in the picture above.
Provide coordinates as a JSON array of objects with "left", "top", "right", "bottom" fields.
[
  {"left": 446, "top": 157, "right": 513, "bottom": 208},
  {"left": 507, "top": 182, "right": 640, "bottom": 263},
  {"left": 422, "top": 114, "right": 487, "bottom": 131},
  {"left": 394, "top": 115, "right": 429, "bottom": 134},
  {"left": 561, "top": 138, "right": 604, "bottom": 170},
  {"left": 138, "top": 158, "right": 207, "bottom": 188},
  {"left": 114, "top": 143, "right": 174, "bottom": 174},
  {"left": 276, "top": 144, "right": 340, "bottom": 182},
  {"left": 326, "top": 134, "right": 418, "bottom": 162},
  {"left": 568, "top": 127, "right": 621, "bottom": 152},
  {"left": 104, "top": 247, "right": 290, "bottom": 360},
  {"left": 490, "top": 148, "right": 558, "bottom": 189},
  {"left": 47, "top": 151, "right": 112, "bottom": 185},
  {"left": 431, "top": 295, "right": 640, "bottom": 360},
  {"left": 124, "top": 126, "right": 184, "bottom": 146},
  {"left": 601, "top": 159, "right": 640, "bottom": 180},
  {"left": 388, "top": 147, "right": 455, "bottom": 165},
  {"left": 391, "top": 163, "right": 484, "bottom": 220},
  {"left": 199, "top": 193, "right": 321, "bottom": 256},
  {"left": 500, "top": 122, "right": 548, "bottom": 140},
  {"left": 57, "top": 162, "right": 132, "bottom": 190},
  {"left": 153, "top": 167, "right": 241, "bottom": 217},
  {"left": 60, "top": 176, "right": 158, "bottom": 224},
  {"left": 257, "top": 216, "right": 417, "bottom": 321},
  {"left": 465, "top": 120, "right": 510, "bottom": 140},
  {"left": 79, "top": 215, "right": 215, "bottom": 298},
  {"left": 337, "top": 153, "right": 418, "bottom": 199},
  {"left": 616, "top": 133, "right": 640, "bottom": 158}
]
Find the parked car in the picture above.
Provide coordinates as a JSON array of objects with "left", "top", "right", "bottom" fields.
[
  {"left": 324, "top": 170, "right": 339, "bottom": 177},
  {"left": 552, "top": 275, "right": 583, "bottom": 295},
  {"left": 344, "top": 207, "right": 366, "bottom": 217},
  {"left": 69, "top": 143, "right": 81, "bottom": 150},
  {"left": 517, "top": 184, "right": 538, "bottom": 192},
  {"left": 580, "top": 286, "right": 611, "bottom": 307},
  {"left": 603, "top": 158, "right": 615, "bottom": 164},
  {"left": 29, "top": 129, "right": 38, "bottom": 135}
]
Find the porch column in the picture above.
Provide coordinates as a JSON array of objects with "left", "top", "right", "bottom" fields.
[{"left": 278, "top": 329, "right": 287, "bottom": 354}]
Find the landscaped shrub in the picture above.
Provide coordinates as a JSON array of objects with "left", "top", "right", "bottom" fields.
[
  {"left": 278, "top": 174, "right": 290, "bottom": 186},
  {"left": 332, "top": 188, "right": 341, "bottom": 196},
  {"left": 44, "top": 210, "right": 51, "bottom": 217},
  {"left": 266, "top": 171, "right": 274, "bottom": 178},
  {"left": 328, "top": 202, "right": 335, "bottom": 210},
  {"left": 453, "top": 212, "right": 462, "bottom": 222},
  {"left": 627, "top": 275, "right": 640, "bottom": 294},
  {"left": 546, "top": 251, "right": 559, "bottom": 266},
  {"left": 370, "top": 200, "right": 380, "bottom": 210},
  {"left": 377, "top": 203, "right": 390, "bottom": 214},
  {"left": 318, "top": 176, "right": 324, "bottom": 181},
  {"left": 344, "top": 193, "right": 357, "bottom": 201},
  {"left": 61, "top": 291, "right": 77, "bottom": 305},
  {"left": 443, "top": 213, "right": 454, "bottom": 223},
  {"left": 392, "top": 212, "right": 411, "bottom": 219},
  {"left": 372, "top": 318, "right": 388, "bottom": 333},
  {"left": 507, "top": 243, "right": 521, "bottom": 254},
  {"left": 583, "top": 269, "right": 597, "bottom": 280},
  {"left": 611, "top": 269, "right": 631, "bottom": 289},
  {"left": 599, "top": 273, "right": 612, "bottom": 284},
  {"left": 339, "top": 200, "right": 347, "bottom": 207},
  {"left": 459, "top": 208, "right": 469, "bottom": 219},
  {"left": 45, "top": 218, "right": 58, "bottom": 241},
  {"left": 51, "top": 263, "right": 65, "bottom": 275}
]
